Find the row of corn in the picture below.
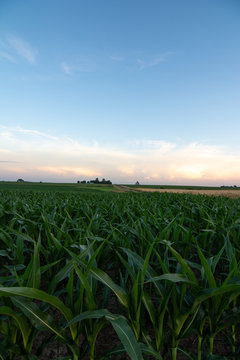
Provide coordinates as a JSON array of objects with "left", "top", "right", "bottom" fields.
[{"left": 0, "top": 190, "right": 240, "bottom": 359}]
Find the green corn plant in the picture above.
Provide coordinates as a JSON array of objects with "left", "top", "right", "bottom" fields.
[
  {"left": 0, "top": 266, "right": 144, "bottom": 360},
  {"left": 67, "top": 241, "right": 153, "bottom": 358},
  {"left": 1, "top": 189, "right": 240, "bottom": 359},
  {"left": 116, "top": 245, "right": 166, "bottom": 353},
  {"left": 68, "top": 309, "right": 144, "bottom": 360},
  {"left": 0, "top": 236, "right": 93, "bottom": 359},
  {"left": 194, "top": 240, "right": 240, "bottom": 360},
  {"left": 0, "top": 303, "right": 34, "bottom": 359},
  {"left": 0, "top": 236, "right": 43, "bottom": 359},
  {"left": 78, "top": 240, "right": 169, "bottom": 359},
  {"left": 64, "top": 244, "right": 130, "bottom": 358},
  {"left": 117, "top": 241, "right": 157, "bottom": 341},
  {"left": 0, "top": 286, "right": 81, "bottom": 359},
  {"left": 47, "top": 237, "right": 143, "bottom": 359},
  {"left": 143, "top": 241, "right": 201, "bottom": 360},
  {"left": 223, "top": 235, "right": 240, "bottom": 359},
  {"left": 171, "top": 240, "right": 240, "bottom": 359}
]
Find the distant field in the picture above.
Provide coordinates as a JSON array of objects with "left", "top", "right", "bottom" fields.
[
  {"left": 127, "top": 184, "right": 240, "bottom": 190},
  {"left": 134, "top": 187, "right": 240, "bottom": 198},
  {"left": 1, "top": 182, "right": 240, "bottom": 197},
  {"left": 0, "top": 181, "right": 116, "bottom": 193},
  {"left": 115, "top": 184, "right": 240, "bottom": 198}
]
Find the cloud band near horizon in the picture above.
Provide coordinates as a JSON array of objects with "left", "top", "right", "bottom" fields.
[{"left": 0, "top": 126, "right": 239, "bottom": 185}]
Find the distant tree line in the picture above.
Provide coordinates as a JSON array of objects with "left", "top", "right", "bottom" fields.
[{"left": 77, "top": 178, "right": 112, "bottom": 185}]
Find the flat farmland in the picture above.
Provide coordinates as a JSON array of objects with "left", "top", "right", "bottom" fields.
[
  {"left": 135, "top": 187, "right": 240, "bottom": 198},
  {"left": 1, "top": 188, "right": 240, "bottom": 359}
]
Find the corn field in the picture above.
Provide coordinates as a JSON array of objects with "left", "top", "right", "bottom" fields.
[{"left": 1, "top": 190, "right": 240, "bottom": 360}]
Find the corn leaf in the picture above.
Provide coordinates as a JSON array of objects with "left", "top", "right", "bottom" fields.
[
  {"left": 68, "top": 309, "right": 143, "bottom": 360},
  {"left": 0, "top": 305, "right": 31, "bottom": 348}
]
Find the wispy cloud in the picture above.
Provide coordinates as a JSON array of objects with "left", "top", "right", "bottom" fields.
[
  {"left": 6, "top": 34, "right": 37, "bottom": 64},
  {"left": 1, "top": 126, "right": 240, "bottom": 185},
  {"left": 59, "top": 51, "right": 172, "bottom": 75},
  {"left": 110, "top": 54, "right": 125, "bottom": 62},
  {"left": 0, "top": 160, "right": 20, "bottom": 163},
  {"left": 60, "top": 57, "right": 97, "bottom": 75},
  {"left": 15, "top": 128, "right": 58, "bottom": 140},
  {"left": 132, "top": 140, "right": 176, "bottom": 153},
  {"left": 61, "top": 62, "right": 72, "bottom": 75},
  {"left": 0, "top": 50, "right": 16, "bottom": 63},
  {"left": 137, "top": 51, "right": 174, "bottom": 70}
]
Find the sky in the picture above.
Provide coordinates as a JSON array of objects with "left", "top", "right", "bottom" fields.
[{"left": 1, "top": 0, "right": 240, "bottom": 185}]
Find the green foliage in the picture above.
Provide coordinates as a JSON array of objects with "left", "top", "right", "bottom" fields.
[{"left": 0, "top": 190, "right": 240, "bottom": 359}]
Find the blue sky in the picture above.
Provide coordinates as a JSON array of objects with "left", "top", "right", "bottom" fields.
[{"left": 1, "top": 0, "right": 240, "bottom": 184}]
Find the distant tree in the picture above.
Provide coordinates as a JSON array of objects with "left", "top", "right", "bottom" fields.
[
  {"left": 89, "top": 178, "right": 112, "bottom": 184},
  {"left": 81, "top": 180, "right": 86, "bottom": 184},
  {"left": 135, "top": 181, "right": 140, "bottom": 185},
  {"left": 17, "top": 179, "right": 24, "bottom": 182},
  {"left": 77, "top": 180, "right": 80, "bottom": 184}
]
